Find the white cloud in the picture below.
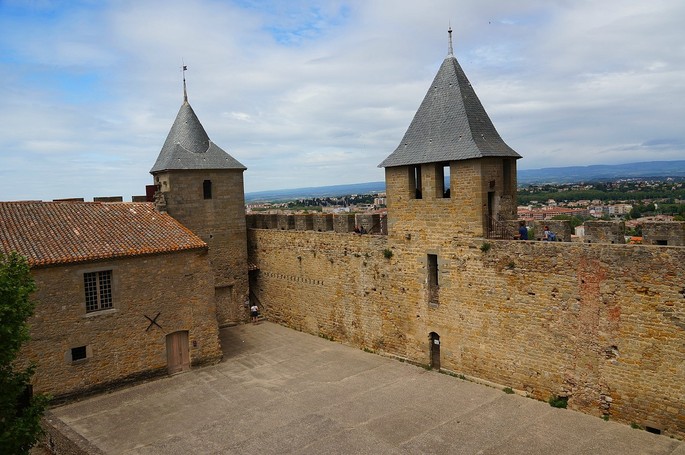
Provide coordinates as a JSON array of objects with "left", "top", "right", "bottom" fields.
[{"left": 0, "top": 0, "right": 683, "bottom": 201}]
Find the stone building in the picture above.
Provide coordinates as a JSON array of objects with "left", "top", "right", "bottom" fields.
[
  {"left": 150, "top": 81, "right": 249, "bottom": 327},
  {"left": 379, "top": 28, "right": 520, "bottom": 240},
  {"left": 247, "top": 31, "right": 685, "bottom": 438},
  {"left": 1, "top": 29, "right": 683, "bottom": 439},
  {"left": 0, "top": 201, "right": 222, "bottom": 400}
]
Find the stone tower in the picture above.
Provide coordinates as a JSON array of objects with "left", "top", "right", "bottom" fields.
[
  {"left": 379, "top": 29, "right": 521, "bottom": 240},
  {"left": 150, "top": 76, "right": 248, "bottom": 326}
]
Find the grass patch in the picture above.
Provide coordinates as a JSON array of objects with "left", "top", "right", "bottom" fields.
[
  {"left": 548, "top": 395, "right": 568, "bottom": 408},
  {"left": 383, "top": 248, "right": 393, "bottom": 259},
  {"left": 503, "top": 387, "right": 515, "bottom": 394},
  {"left": 480, "top": 242, "right": 492, "bottom": 253}
]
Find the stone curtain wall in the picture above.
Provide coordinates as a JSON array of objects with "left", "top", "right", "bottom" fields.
[
  {"left": 22, "top": 249, "right": 222, "bottom": 400},
  {"left": 249, "top": 228, "right": 685, "bottom": 437}
]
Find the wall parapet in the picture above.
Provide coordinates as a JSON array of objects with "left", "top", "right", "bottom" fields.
[
  {"left": 643, "top": 221, "right": 685, "bottom": 246},
  {"left": 247, "top": 213, "right": 388, "bottom": 235}
]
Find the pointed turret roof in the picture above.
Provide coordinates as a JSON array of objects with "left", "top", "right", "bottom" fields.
[
  {"left": 150, "top": 79, "right": 246, "bottom": 174},
  {"left": 379, "top": 29, "right": 520, "bottom": 168}
]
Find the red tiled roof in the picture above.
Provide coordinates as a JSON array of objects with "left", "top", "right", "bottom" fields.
[{"left": 0, "top": 201, "right": 207, "bottom": 267}]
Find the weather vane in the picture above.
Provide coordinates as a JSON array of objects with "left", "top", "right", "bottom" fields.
[{"left": 182, "top": 60, "right": 188, "bottom": 103}]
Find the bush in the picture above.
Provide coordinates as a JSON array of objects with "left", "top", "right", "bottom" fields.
[
  {"left": 0, "top": 253, "right": 49, "bottom": 454},
  {"left": 548, "top": 395, "right": 568, "bottom": 408}
]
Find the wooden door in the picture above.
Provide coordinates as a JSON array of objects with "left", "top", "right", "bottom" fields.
[
  {"left": 166, "top": 331, "right": 190, "bottom": 375},
  {"left": 430, "top": 332, "right": 440, "bottom": 370}
]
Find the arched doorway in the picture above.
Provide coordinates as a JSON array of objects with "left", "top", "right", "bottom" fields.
[
  {"left": 166, "top": 330, "right": 190, "bottom": 375},
  {"left": 429, "top": 332, "right": 440, "bottom": 370}
]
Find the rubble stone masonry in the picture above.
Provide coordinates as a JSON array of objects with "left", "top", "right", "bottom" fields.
[
  {"left": 155, "top": 169, "right": 248, "bottom": 326},
  {"left": 248, "top": 228, "right": 685, "bottom": 438},
  {"left": 22, "top": 249, "right": 222, "bottom": 400}
]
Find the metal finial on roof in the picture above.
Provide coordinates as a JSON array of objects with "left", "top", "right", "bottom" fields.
[
  {"left": 182, "top": 61, "right": 188, "bottom": 103},
  {"left": 448, "top": 26, "right": 454, "bottom": 56}
]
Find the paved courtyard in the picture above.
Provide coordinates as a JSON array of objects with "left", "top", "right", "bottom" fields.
[{"left": 50, "top": 322, "right": 684, "bottom": 454}]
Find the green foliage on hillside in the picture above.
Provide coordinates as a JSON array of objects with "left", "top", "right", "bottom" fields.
[{"left": 517, "top": 180, "right": 685, "bottom": 206}]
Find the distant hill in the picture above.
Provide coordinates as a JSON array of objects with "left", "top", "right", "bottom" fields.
[
  {"left": 245, "top": 160, "right": 685, "bottom": 202},
  {"left": 245, "top": 181, "right": 385, "bottom": 202},
  {"left": 518, "top": 160, "right": 685, "bottom": 184}
]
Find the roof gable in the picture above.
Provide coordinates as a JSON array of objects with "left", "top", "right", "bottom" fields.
[
  {"left": 0, "top": 201, "right": 207, "bottom": 267},
  {"left": 379, "top": 53, "right": 521, "bottom": 168},
  {"left": 150, "top": 102, "right": 246, "bottom": 173}
]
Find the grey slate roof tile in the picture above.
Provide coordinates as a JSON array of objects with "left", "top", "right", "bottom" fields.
[
  {"left": 150, "top": 101, "right": 246, "bottom": 173},
  {"left": 379, "top": 54, "right": 521, "bottom": 168}
]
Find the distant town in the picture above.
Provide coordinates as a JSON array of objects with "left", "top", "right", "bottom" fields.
[{"left": 246, "top": 176, "right": 685, "bottom": 242}]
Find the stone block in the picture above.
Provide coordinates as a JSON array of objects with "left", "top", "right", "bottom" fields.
[
  {"left": 277, "top": 214, "right": 295, "bottom": 230},
  {"left": 294, "top": 214, "right": 314, "bottom": 231},
  {"left": 334, "top": 214, "right": 356, "bottom": 233},
  {"left": 313, "top": 214, "right": 334, "bottom": 232}
]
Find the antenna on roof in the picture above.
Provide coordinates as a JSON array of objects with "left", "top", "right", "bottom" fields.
[
  {"left": 447, "top": 25, "right": 454, "bottom": 56},
  {"left": 182, "top": 60, "right": 188, "bottom": 103}
]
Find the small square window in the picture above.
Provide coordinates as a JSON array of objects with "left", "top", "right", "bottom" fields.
[{"left": 71, "top": 346, "right": 87, "bottom": 362}]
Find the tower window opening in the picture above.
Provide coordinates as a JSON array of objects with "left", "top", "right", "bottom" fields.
[
  {"left": 503, "top": 159, "right": 512, "bottom": 195},
  {"left": 203, "top": 180, "right": 212, "bottom": 199},
  {"left": 440, "top": 164, "right": 450, "bottom": 198},
  {"left": 411, "top": 166, "right": 422, "bottom": 199}
]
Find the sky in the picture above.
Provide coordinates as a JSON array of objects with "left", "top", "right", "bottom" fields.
[{"left": 1, "top": 0, "right": 684, "bottom": 201}]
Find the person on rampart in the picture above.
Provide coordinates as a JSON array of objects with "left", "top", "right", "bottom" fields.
[
  {"left": 518, "top": 221, "right": 528, "bottom": 240},
  {"left": 543, "top": 226, "right": 556, "bottom": 241}
]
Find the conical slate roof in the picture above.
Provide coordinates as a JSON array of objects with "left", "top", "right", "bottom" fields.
[
  {"left": 150, "top": 101, "right": 246, "bottom": 173},
  {"left": 379, "top": 40, "right": 520, "bottom": 168}
]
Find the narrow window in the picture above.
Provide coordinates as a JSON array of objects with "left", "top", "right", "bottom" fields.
[
  {"left": 203, "top": 180, "right": 212, "bottom": 199},
  {"left": 428, "top": 254, "right": 438, "bottom": 303},
  {"left": 413, "top": 166, "right": 422, "bottom": 199},
  {"left": 84, "top": 271, "right": 113, "bottom": 313},
  {"left": 655, "top": 240, "right": 667, "bottom": 246},
  {"left": 71, "top": 346, "right": 87, "bottom": 362},
  {"left": 442, "top": 164, "right": 450, "bottom": 198},
  {"left": 503, "top": 159, "right": 512, "bottom": 194}
]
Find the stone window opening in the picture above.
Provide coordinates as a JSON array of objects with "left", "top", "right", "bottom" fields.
[
  {"left": 645, "top": 426, "right": 662, "bottom": 435},
  {"left": 71, "top": 346, "right": 87, "bottom": 362},
  {"left": 203, "top": 180, "right": 212, "bottom": 199},
  {"left": 428, "top": 254, "right": 439, "bottom": 303},
  {"left": 437, "top": 163, "right": 451, "bottom": 198},
  {"left": 503, "top": 159, "right": 512, "bottom": 195},
  {"left": 84, "top": 270, "right": 113, "bottom": 313},
  {"left": 410, "top": 166, "right": 422, "bottom": 199}
]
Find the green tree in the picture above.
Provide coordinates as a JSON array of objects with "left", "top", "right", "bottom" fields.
[{"left": 0, "top": 252, "right": 49, "bottom": 454}]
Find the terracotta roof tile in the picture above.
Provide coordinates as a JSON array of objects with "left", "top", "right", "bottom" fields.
[{"left": 0, "top": 201, "right": 207, "bottom": 267}]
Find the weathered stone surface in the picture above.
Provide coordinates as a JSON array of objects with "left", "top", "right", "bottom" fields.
[
  {"left": 585, "top": 221, "right": 626, "bottom": 244},
  {"left": 248, "top": 229, "right": 685, "bottom": 438},
  {"left": 23, "top": 249, "right": 222, "bottom": 400},
  {"left": 643, "top": 221, "right": 685, "bottom": 246},
  {"left": 154, "top": 169, "right": 248, "bottom": 326}
]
